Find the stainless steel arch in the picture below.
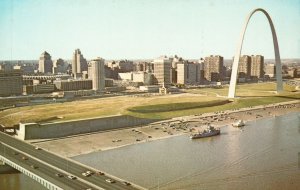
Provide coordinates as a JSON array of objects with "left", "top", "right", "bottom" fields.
[{"left": 228, "top": 8, "right": 283, "bottom": 98}]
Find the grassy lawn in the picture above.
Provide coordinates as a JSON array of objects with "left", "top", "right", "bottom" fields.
[
  {"left": 126, "top": 93, "right": 300, "bottom": 119},
  {"left": 0, "top": 82, "right": 299, "bottom": 127},
  {"left": 0, "top": 94, "right": 221, "bottom": 126},
  {"left": 127, "top": 100, "right": 230, "bottom": 113},
  {"left": 185, "top": 82, "right": 296, "bottom": 97}
]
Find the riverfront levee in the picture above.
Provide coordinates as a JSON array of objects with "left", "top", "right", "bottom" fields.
[{"left": 31, "top": 101, "right": 299, "bottom": 157}]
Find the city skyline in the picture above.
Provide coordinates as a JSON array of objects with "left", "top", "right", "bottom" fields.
[{"left": 0, "top": 0, "right": 300, "bottom": 60}]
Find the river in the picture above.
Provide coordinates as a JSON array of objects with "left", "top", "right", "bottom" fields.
[
  {"left": 1, "top": 112, "right": 299, "bottom": 190},
  {"left": 73, "top": 112, "right": 300, "bottom": 190},
  {"left": 0, "top": 173, "right": 47, "bottom": 190}
]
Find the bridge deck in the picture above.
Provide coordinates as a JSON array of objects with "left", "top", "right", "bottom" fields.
[{"left": 0, "top": 132, "right": 141, "bottom": 190}]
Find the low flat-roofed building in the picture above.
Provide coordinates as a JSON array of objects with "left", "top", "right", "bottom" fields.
[
  {"left": 23, "top": 84, "right": 55, "bottom": 95},
  {"left": 287, "top": 69, "right": 297, "bottom": 78},
  {"left": 33, "top": 84, "right": 55, "bottom": 94},
  {"left": 118, "top": 72, "right": 133, "bottom": 81},
  {"left": 118, "top": 72, "right": 153, "bottom": 85},
  {"left": 23, "top": 85, "right": 33, "bottom": 95},
  {"left": 132, "top": 72, "right": 153, "bottom": 85},
  {"left": 139, "top": 85, "right": 159, "bottom": 93},
  {"left": 63, "top": 90, "right": 95, "bottom": 98},
  {"left": 0, "top": 69, "right": 23, "bottom": 97},
  {"left": 105, "top": 79, "right": 114, "bottom": 87},
  {"left": 105, "top": 86, "right": 126, "bottom": 92},
  {"left": 54, "top": 79, "right": 92, "bottom": 91},
  {"left": 265, "top": 63, "right": 276, "bottom": 78}
]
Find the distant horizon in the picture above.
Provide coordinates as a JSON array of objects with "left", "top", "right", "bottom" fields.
[
  {"left": 1, "top": 57, "right": 300, "bottom": 62},
  {"left": 1, "top": 0, "right": 300, "bottom": 60}
]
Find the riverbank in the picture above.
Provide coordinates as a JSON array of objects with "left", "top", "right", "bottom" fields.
[{"left": 29, "top": 100, "right": 300, "bottom": 158}]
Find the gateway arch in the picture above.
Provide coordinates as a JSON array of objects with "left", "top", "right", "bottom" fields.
[{"left": 228, "top": 8, "right": 283, "bottom": 98}]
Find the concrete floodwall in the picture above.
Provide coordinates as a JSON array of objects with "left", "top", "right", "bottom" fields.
[{"left": 16, "top": 115, "right": 158, "bottom": 140}]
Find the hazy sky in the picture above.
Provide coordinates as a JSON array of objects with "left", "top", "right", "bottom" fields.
[{"left": 0, "top": 0, "right": 300, "bottom": 60}]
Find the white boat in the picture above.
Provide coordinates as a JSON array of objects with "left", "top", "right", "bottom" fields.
[{"left": 232, "top": 120, "right": 245, "bottom": 127}]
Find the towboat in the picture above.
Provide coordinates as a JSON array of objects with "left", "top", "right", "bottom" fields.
[{"left": 190, "top": 126, "right": 220, "bottom": 139}]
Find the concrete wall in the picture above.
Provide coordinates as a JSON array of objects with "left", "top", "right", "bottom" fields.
[{"left": 16, "top": 115, "right": 158, "bottom": 140}]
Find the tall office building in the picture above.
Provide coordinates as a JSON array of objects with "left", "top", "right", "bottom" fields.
[
  {"left": 152, "top": 56, "right": 172, "bottom": 86},
  {"left": 52, "top": 58, "right": 66, "bottom": 74},
  {"left": 72, "top": 49, "right": 88, "bottom": 77},
  {"left": 203, "top": 55, "right": 224, "bottom": 82},
  {"left": 38, "top": 51, "right": 53, "bottom": 73},
  {"left": 88, "top": 57, "right": 105, "bottom": 91},
  {"left": 250, "top": 55, "right": 264, "bottom": 79},
  {"left": 238, "top": 55, "right": 251, "bottom": 79},
  {"left": 177, "top": 62, "right": 201, "bottom": 84},
  {"left": 0, "top": 68, "right": 23, "bottom": 96}
]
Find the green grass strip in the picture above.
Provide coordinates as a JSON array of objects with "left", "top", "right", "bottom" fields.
[{"left": 127, "top": 99, "right": 231, "bottom": 113}]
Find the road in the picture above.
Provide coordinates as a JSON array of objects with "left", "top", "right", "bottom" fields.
[
  {"left": 0, "top": 132, "right": 140, "bottom": 190},
  {"left": 0, "top": 143, "right": 92, "bottom": 190}
]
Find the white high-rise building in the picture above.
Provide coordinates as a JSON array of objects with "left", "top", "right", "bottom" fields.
[
  {"left": 152, "top": 56, "right": 172, "bottom": 86},
  {"left": 88, "top": 58, "right": 105, "bottom": 91},
  {"left": 72, "top": 49, "right": 87, "bottom": 78},
  {"left": 38, "top": 51, "right": 53, "bottom": 73}
]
